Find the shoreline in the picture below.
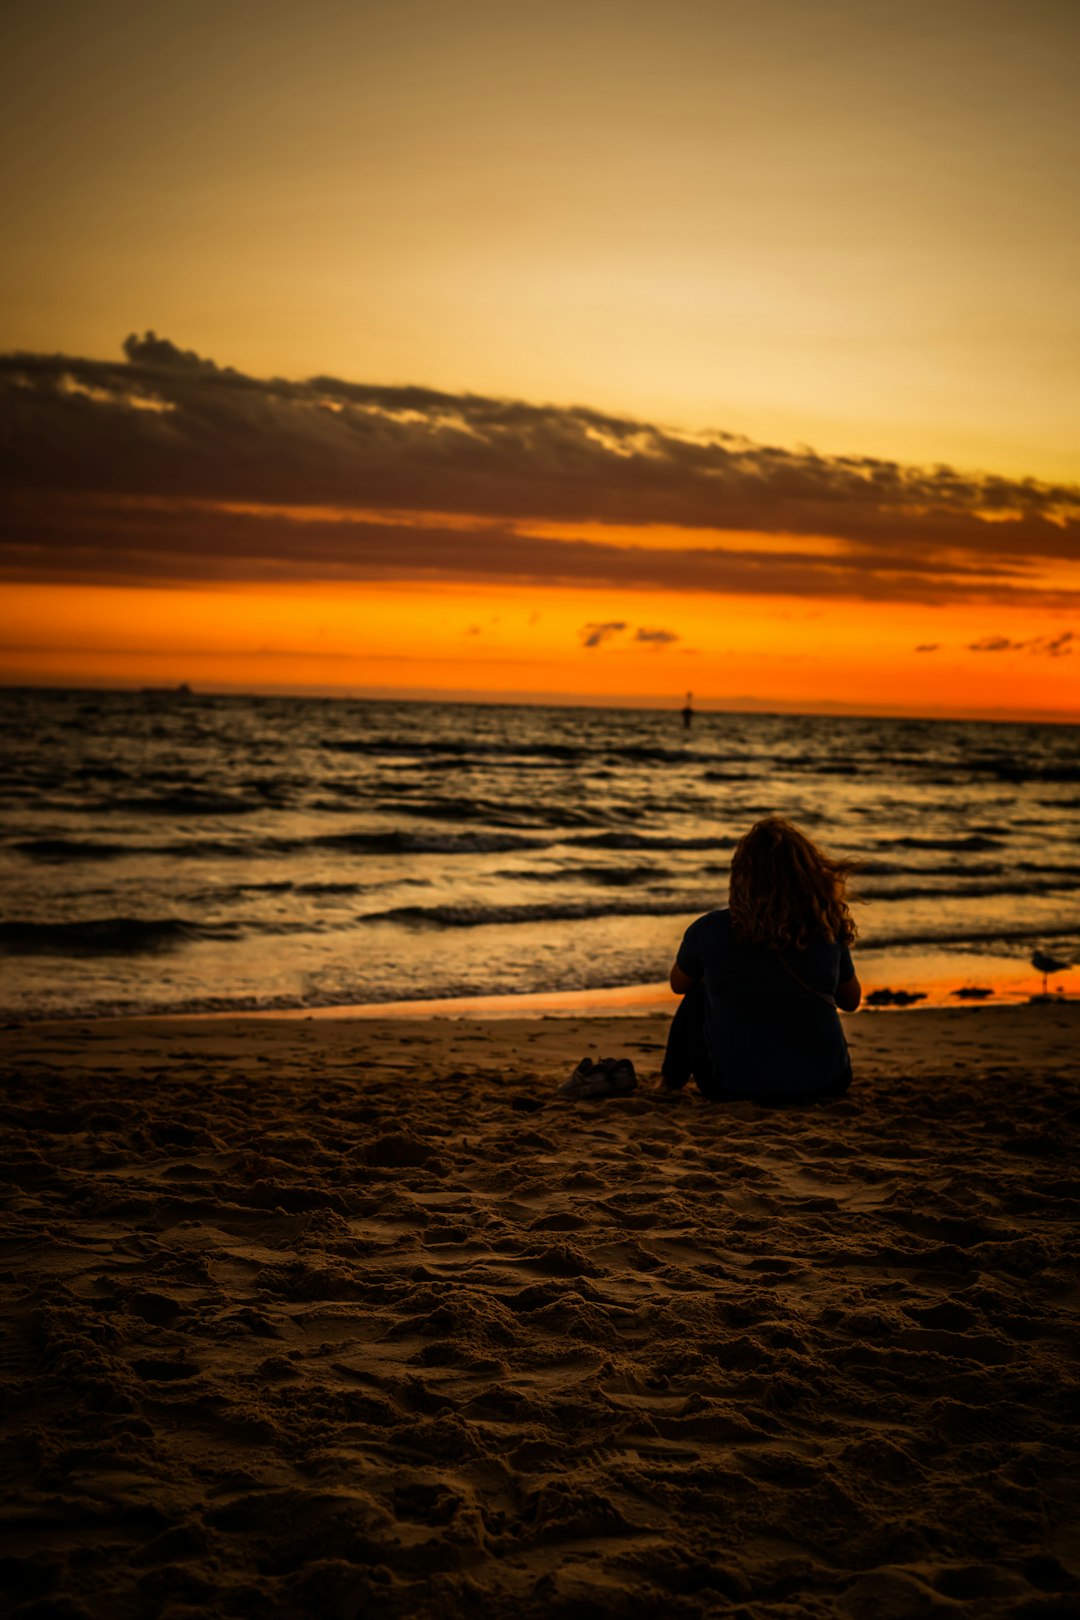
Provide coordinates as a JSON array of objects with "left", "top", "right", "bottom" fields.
[
  {"left": 6, "top": 955, "right": 1073, "bottom": 1028},
  {"left": 5, "top": 999, "right": 1079, "bottom": 1068}
]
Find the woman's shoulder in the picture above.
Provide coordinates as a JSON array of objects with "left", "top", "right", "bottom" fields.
[{"left": 686, "top": 908, "right": 732, "bottom": 941}]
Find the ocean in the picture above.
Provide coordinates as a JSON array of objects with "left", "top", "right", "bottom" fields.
[{"left": 1, "top": 689, "right": 1077, "bottom": 1021}]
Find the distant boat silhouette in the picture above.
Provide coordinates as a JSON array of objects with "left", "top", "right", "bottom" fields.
[
  {"left": 140, "top": 682, "right": 193, "bottom": 696},
  {"left": 1031, "top": 949, "right": 1072, "bottom": 994}
]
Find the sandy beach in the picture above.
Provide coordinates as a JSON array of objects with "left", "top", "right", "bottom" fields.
[{"left": 2, "top": 1003, "right": 1079, "bottom": 1618}]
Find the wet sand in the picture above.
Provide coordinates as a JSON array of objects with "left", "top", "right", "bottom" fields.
[{"left": 2, "top": 1005, "right": 1079, "bottom": 1618}]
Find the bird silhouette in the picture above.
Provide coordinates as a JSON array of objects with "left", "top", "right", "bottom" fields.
[{"left": 1031, "top": 949, "right": 1072, "bottom": 995}]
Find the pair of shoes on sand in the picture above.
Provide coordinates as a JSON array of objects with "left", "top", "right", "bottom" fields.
[{"left": 559, "top": 1055, "right": 637, "bottom": 1099}]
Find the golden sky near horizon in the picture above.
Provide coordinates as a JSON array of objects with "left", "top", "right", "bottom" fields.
[{"left": 1, "top": 0, "right": 1078, "bottom": 717}]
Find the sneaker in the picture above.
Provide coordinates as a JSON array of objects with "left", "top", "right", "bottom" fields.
[
  {"left": 558, "top": 1055, "right": 637, "bottom": 1099},
  {"left": 600, "top": 1057, "right": 637, "bottom": 1095}
]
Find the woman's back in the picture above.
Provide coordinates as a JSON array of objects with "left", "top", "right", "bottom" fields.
[
  {"left": 677, "top": 908, "right": 852, "bottom": 1100},
  {"left": 662, "top": 817, "right": 860, "bottom": 1102}
]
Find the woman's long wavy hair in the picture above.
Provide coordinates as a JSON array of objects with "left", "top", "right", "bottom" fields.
[{"left": 729, "top": 817, "right": 858, "bottom": 950}]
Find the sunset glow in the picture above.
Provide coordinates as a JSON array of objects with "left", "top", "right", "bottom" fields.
[{"left": 2, "top": 576, "right": 1075, "bottom": 721}]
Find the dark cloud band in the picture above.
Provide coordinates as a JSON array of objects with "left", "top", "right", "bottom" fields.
[{"left": 1, "top": 334, "right": 1078, "bottom": 604}]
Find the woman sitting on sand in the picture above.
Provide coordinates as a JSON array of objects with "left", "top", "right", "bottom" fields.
[{"left": 661, "top": 816, "right": 861, "bottom": 1103}]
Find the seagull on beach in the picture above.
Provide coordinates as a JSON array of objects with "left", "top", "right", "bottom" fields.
[{"left": 1031, "top": 950, "right": 1073, "bottom": 995}]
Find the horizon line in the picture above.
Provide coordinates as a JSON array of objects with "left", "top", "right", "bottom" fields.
[{"left": 2, "top": 677, "right": 1077, "bottom": 729}]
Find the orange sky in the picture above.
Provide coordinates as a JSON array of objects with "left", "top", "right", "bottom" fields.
[
  {"left": 3, "top": 575, "right": 1076, "bottom": 721},
  {"left": 1, "top": 1, "right": 1078, "bottom": 719}
]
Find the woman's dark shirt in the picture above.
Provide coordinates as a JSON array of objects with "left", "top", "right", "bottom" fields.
[{"left": 676, "top": 908, "right": 853, "bottom": 1100}]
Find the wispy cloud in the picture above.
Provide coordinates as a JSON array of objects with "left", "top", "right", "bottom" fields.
[
  {"left": 580, "top": 622, "right": 681, "bottom": 649},
  {"left": 635, "top": 627, "right": 680, "bottom": 645},
  {"left": 2, "top": 334, "right": 1078, "bottom": 606},
  {"left": 968, "top": 631, "right": 1074, "bottom": 656},
  {"left": 581, "top": 621, "right": 628, "bottom": 649},
  {"left": 969, "top": 636, "right": 1016, "bottom": 653}
]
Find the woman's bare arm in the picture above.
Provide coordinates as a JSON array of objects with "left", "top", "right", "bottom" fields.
[
  {"left": 836, "top": 974, "right": 861, "bottom": 1012},
  {"left": 670, "top": 961, "right": 698, "bottom": 995}
]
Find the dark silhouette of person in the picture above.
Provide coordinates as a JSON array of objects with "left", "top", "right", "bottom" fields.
[
  {"left": 661, "top": 817, "right": 861, "bottom": 1103},
  {"left": 681, "top": 691, "right": 694, "bottom": 730}
]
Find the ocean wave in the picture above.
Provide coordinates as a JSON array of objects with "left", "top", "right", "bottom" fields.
[
  {"left": 866, "top": 857, "right": 1080, "bottom": 882},
  {"left": 794, "top": 762, "right": 861, "bottom": 776},
  {"left": 861, "top": 922, "right": 1080, "bottom": 952},
  {"left": 182, "top": 877, "right": 387, "bottom": 907},
  {"left": 378, "top": 795, "right": 603, "bottom": 828},
  {"left": 12, "top": 837, "right": 135, "bottom": 861},
  {"left": 324, "top": 735, "right": 753, "bottom": 770},
  {"left": 862, "top": 878, "right": 1075, "bottom": 903},
  {"left": 350, "top": 892, "right": 1080, "bottom": 952},
  {"left": 308, "top": 828, "right": 546, "bottom": 855},
  {"left": 293, "top": 879, "right": 367, "bottom": 895},
  {"left": 777, "top": 750, "right": 1080, "bottom": 786},
  {"left": 601, "top": 743, "right": 711, "bottom": 765},
  {"left": 383, "top": 754, "right": 576, "bottom": 774},
  {"left": 507, "top": 863, "right": 670, "bottom": 888},
  {"left": 323, "top": 736, "right": 587, "bottom": 761},
  {"left": 9, "top": 832, "right": 277, "bottom": 863},
  {"left": 98, "top": 790, "right": 268, "bottom": 816},
  {"left": 0, "top": 917, "right": 245, "bottom": 955},
  {"left": 361, "top": 897, "right": 704, "bottom": 928},
  {"left": 877, "top": 835, "right": 1005, "bottom": 853},
  {"left": 500, "top": 857, "right": 1074, "bottom": 892},
  {"left": 70, "top": 763, "right": 132, "bottom": 781},
  {"left": 856, "top": 858, "right": 1007, "bottom": 878},
  {"left": 965, "top": 758, "right": 1080, "bottom": 784},
  {"left": 0, "top": 912, "right": 329, "bottom": 955},
  {"left": 180, "top": 880, "right": 297, "bottom": 906},
  {"left": 564, "top": 831, "right": 739, "bottom": 851},
  {"left": 7, "top": 827, "right": 552, "bottom": 864}
]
